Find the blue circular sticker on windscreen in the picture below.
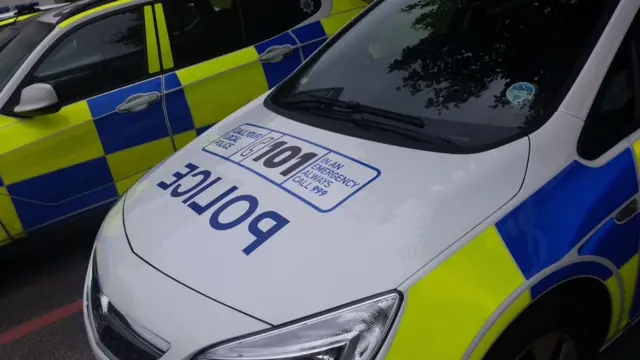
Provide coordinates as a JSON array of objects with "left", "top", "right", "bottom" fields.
[{"left": 506, "top": 82, "right": 536, "bottom": 104}]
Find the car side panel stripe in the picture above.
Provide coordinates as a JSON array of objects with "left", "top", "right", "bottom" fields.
[
  {"left": 175, "top": 48, "right": 268, "bottom": 129},
  {"left": 153, "top": 3, "right": 174, "bottom": 70},
  {"left": 0, "top": 103, "right": 103, "bottom": 185},
  {"left": 58, "top": 0, "right": 133, "bottom": 28},
  {"left": 143, "top": 6, "right": 160, "bottom": 74},
  {"left": 385, "top": 226, "right": 526, "bottom": 360},
  {"left": 0, "top": 12, "right": 38, "bottom": 26},
  {"left": 106, "top": 137, "right": 173, "bottom": 182}
]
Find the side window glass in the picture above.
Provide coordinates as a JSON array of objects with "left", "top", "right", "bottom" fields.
[
  {"left": 31, "top": 9, "right": 147, "bottom": 105},
  {"left": 163, "top": 0, "right": 245, "bottom": 69},
  {"left": 578, "top": 36, "right": 637, "bottom": 161},
  {"left": 240, "top": 0, "right": 322, "bottom": 45}
]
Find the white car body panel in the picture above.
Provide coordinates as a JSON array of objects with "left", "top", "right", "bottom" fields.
[
  {"left": 122, "top": 95, "right": 529, "bottom": 325},
  {"left": 84, "top": 199, "right": 269, "bottom": 360}
]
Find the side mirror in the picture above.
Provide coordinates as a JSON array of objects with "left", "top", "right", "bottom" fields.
[{"left": 14, "top": 83, "right": 61, "bottom": 117}]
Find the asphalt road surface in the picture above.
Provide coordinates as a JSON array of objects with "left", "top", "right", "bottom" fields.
[{"left": 0, "top": 210, "right": 639, "bottom": 359}]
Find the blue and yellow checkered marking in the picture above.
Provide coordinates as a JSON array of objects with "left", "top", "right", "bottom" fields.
[
  {"left": 386, "top": 226, "right": 529, "bottom": 359},
  {"left": 89, "top": 76, "right": 169, "bottom": 154},
  {"left": 0, "top": 4, "right": 366, "bottom": 240},
  {"left": 388, "top": 146, "right": 640, "bottom": 358},
  {"left": 495, "top": 147, "right": 640, "bottom": 338},
  {"left": 497, "top": 149, "right": 638, "bottom": 279},
  {"left": 0, "top": 77, "right": 173, "bottom": 236}
]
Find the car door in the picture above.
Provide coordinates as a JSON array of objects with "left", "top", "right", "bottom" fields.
[
  {"left": 575, "top": 21, "right": 640, "bottom": 334},
  {"left": 0, "top": 4, "right": 170, "bottom": 240}
]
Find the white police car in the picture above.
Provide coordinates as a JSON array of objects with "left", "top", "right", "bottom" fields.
[{"left": 84, "top": 0, "right": 640, "bottom": 359}]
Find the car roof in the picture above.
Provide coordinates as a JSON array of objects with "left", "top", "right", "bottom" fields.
[{"left": 0, "top": 3, "right": 67, "bottom": 22}]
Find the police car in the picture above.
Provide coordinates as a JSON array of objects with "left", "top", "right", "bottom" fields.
[
  {"left": 83, "top": 0, "right": 640, "bottom": 359},
  {"left": 0, "top": 0, "right": 367, "bottom": 246}
]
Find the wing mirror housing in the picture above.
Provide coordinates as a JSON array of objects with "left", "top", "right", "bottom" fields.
[{"left": 14, "top": 83, "right": 61, "bottom": 117}]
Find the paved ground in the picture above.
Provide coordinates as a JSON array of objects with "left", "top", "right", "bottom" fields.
[{"left": 0, "top": 210, "right": 639, "bottom": 359}]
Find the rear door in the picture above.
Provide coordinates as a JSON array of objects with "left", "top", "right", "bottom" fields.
[{"left": 0, "top": 4, "right": 170, "bottom": 240}]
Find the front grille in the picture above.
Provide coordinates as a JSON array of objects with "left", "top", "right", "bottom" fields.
[{"left": 89, "top": 257, "right": 169, "bottom": 360}]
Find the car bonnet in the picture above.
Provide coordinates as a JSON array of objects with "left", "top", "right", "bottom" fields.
[{"left": 122, "top": 95, "right": 529, "bottom": 325}]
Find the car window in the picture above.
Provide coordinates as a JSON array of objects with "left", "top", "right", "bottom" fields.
[
  {"left": 0, "top": 20, "right": 53, "bottom": 93},
  {"left": 30, "top": 8, "right": 147, "bottom": 106},
  {"left": 163, "top": 0, "right": 245, "bottom": 69},
  {"left": 240, "top": 0, "right": 322, "bottom": 45},
  {"left": 271, "top": 0, "right": 618, "bottom": 153},
  {"left": 578, "top": 32, "right": 637, "bottom": 160}
]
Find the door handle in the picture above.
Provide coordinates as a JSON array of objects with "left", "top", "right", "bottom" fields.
[
  {"left": 116, "top": 92, "right": 161, "bottom": 113},
  {"left": 259, "top": 45, "right": 294, "bottom": 63},
  {"left": 615, "top": 198, "right": 638, "bottom": 223}
]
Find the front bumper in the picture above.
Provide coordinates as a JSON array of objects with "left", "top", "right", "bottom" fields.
[{"left": 82, "top": 198, "right": 270, "bottom": 360}]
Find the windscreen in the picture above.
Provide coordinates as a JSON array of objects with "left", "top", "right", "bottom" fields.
[
  {"left": 271, "top": 0, "right": 616, "bottom": 152},
  {"left": 0, "top": 20, "right": 53, "bottom": 92}
]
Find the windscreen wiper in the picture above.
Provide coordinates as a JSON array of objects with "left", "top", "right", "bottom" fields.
[
  {"left": 280, "top": 94, "right": 425, "bottom": 128},
  {"left": 280, "top": 94, "right": 465, "bottom": 149}
]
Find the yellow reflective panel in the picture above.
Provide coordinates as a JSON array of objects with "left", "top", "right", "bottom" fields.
[
  {"left": 174, "top": 130, "right": 197, "bottom": 150},
  {"left": 0, "top": 115, "right": 20, "bottom": 128},
  {"left": 144, "top": 6, "right": 161, "bottom": 74},
  {"left": 0, "top": 17, "right": 16, "bottom": 26},
  {"left": 0, "top": 190, "right": 23, "bottom": 236},
  {"left": 618, "top": 254, "right": 639, "bottom": 329},
  {"left": 154, "top": 3, "right": 174, "bottom": 70},
  {"left": 385, "top": 226, "right": 526, "bottom": 360},
  {"left": 0, "top": 12, "right": 40, "bottom": 26},
  {"left": 176, "top": 47, "right": 260, "bottom": 86},
  {"left": 178, "top": 53, "right": 268, "bottom": 128},
  {"left": 330, "top": 0, "right": 367, "bottom": 14},
  {"left": 115, "top": 172, "right": 144, "bottom": 195},
  {"left": 605, "top": 274, "right": 622, "bottom": 340},
  {"left": 470, "top": 290, "right": 531, "bottom": 360},
  {"left": 633, "top": 140, "right": 640, "bottom": 170},
  {"left": 16, "top": 13, "right": 39, "bottom": 22},
  {"left": 0, "top": 102, "right": 104, "bottom": 185},
  {"left": 58, "top": 0, "right": 133, "bottom": 28},
  {"left": 106, "top": 137, "right": 173, "bottom": 182},
  {"left": 321, "top": 8, "right": 361, "bottom": 36}
]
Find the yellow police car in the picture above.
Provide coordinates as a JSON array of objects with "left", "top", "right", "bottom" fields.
[{"left": 0, "top": 0, "right": 368, "bottom": 245}]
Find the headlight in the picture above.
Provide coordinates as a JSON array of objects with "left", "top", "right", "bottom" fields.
[{"left": 196, "top": 292, "right": 401, "bottom": 360}]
